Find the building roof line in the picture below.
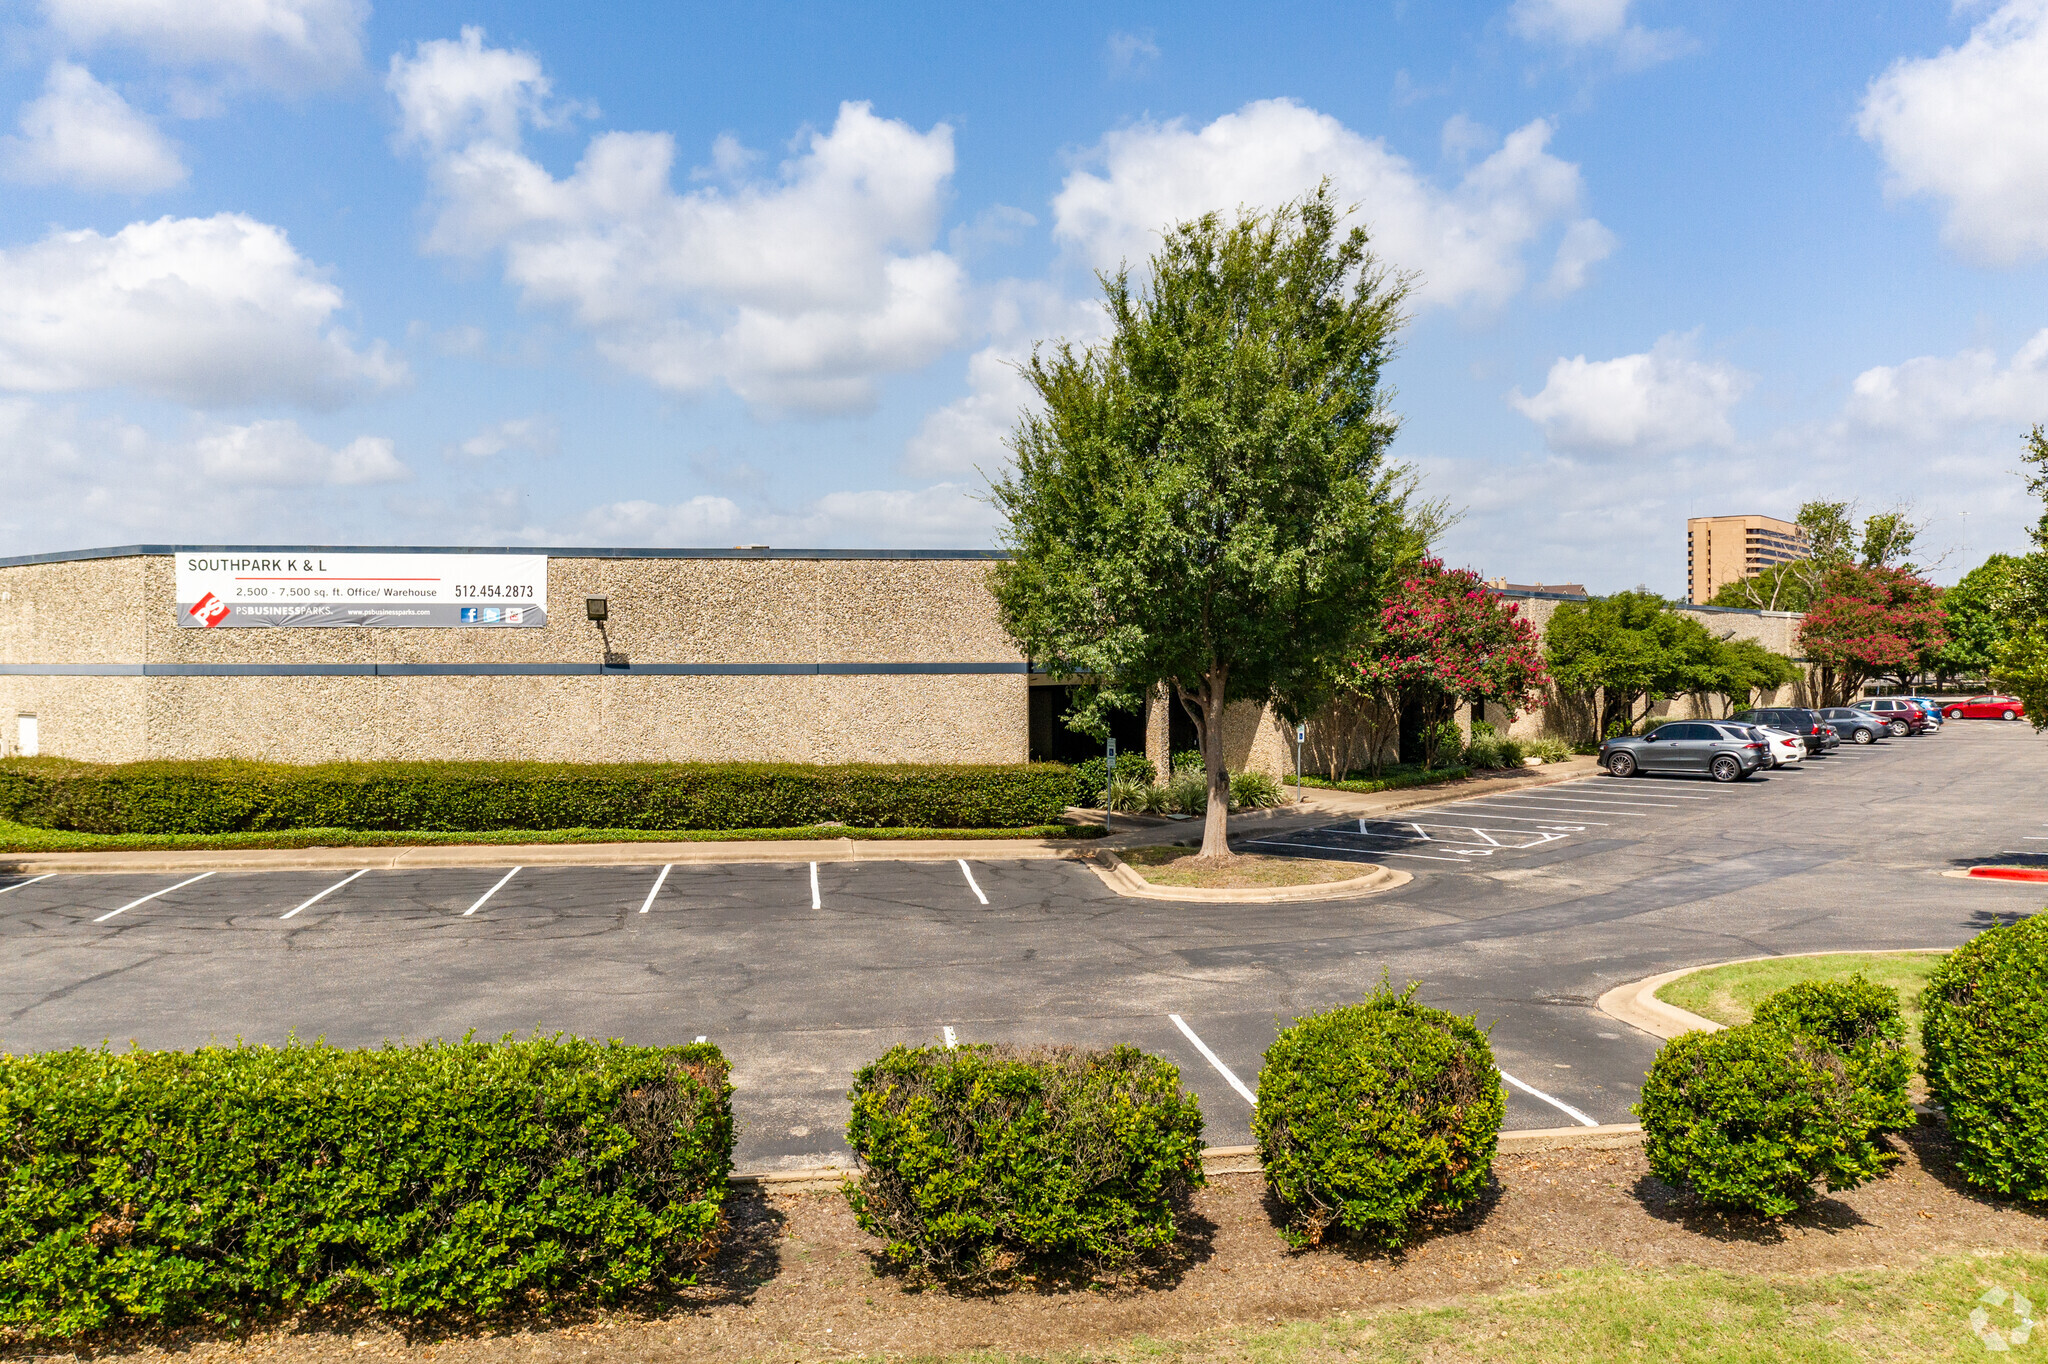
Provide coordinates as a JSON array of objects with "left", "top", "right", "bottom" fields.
[{"left": 0, "top": 545, "right": 1011, "bottom": 569}]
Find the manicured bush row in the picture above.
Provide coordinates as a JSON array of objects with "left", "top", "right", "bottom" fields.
[
  {"left": 843, "top": 1044, "right": 1205, "bottom": 1283},
  {"left": 0, "top": 1037, "right": 733, "bottom": 1337},
  {"left": 0, "top": 758, "right": 1075, "bottom": 834},
  {"left": 1636, "top": 1024, "right": 1884, "bottom": 1217},
  {"left": 1252, "top": 985, "right": 1504, "bottom": 1248},
  {"left": 1920, "top": 913, "right": 2048, "bottom": 1201},
  {"left": 1293, "top": 765, "right": 1472, "bottom": 796}
]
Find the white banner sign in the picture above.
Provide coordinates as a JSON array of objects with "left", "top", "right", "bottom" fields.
[{"left": 175, "top": 551, "right": 549, "bottom": 628}]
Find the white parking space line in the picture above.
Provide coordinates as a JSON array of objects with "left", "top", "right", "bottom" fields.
[
  {"left": 94, "top": 871, "right": 215, "bottom": 923},
  {"left": 1500, "top": 1070, "right": 1598, "bottom": 1127},
  {"left": 809, "top": 861, "right": 821, "bottom": 909},
  {"left": 462, "top": 867, "right": 521, "bottom": 917},
  {"left": 1169, "top": 1013, "right": 1259, "bottom": 1106},
  {"left": 1400, "top": 806, "right": 1607, "bottom": 826},
  {"left": 638, "top": 863, "right": 673, "bottom": 914},
  {"left": 1465, "top": 799, "right": 1652, "bottom": 817},
  {"left": 942, "top": 1025, "right": 958, "bottom": 1048},
  {"left": 958, "top": 859, "right": 989, "bottom": 904},
  {"left": 279, "top": 868, "right": 368, "bottom": 920},
  {"left": 0, "top": 873, "right": 55, "bottom": 896}
]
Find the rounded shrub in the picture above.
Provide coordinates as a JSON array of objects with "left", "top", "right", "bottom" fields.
[
  {"left": 1636, "top": 1023, "right": 1884, "bottom": 1216},
  {"left": 844, "top": 1043, "right": 1204, "bottom": 1283},
  {"left": 1252, "top": 984, "right": 1504, "bottom": 1248},
  {"left": 1753, "top": 974, "right": 1915, "bottom": 1137},
  {"left": 1919, "top": 914, "right": 2048, "bottom": 1200}
]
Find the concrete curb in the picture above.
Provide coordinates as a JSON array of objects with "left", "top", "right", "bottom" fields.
[
  {"left": 1081, "top": 849, "right": 1410, "bottom": 903},
  {"left": 1597, "top": 947, "right": 1953, "bottom": 1042},
  {"left": 732, "top": 1124, "right": 1646, "bottom": 1190},
  {"left": 1941, "top": 866, "right": 2048, "bottom": 883},
  {"left": 0, "top": 836, "right": 1101, "bottom": 876}
]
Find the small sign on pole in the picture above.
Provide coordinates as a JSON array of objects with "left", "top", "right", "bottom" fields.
[
  {"left": 1104, "top": 736, "right": 1117, "bottom": 833},
  {"left": 1294, "top": 724, "right": 1305, "bottom": 802}
]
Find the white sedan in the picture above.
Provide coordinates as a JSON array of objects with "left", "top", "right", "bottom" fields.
[{"left": 1751, "top": 724, "right": 1806, "bottom": 767}]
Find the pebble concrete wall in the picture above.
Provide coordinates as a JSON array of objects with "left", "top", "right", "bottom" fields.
[{"left": 0, "top": 553, "right": 1029, "bottom": 765}]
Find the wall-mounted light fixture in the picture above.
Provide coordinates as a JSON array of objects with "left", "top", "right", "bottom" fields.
[{"left": 585, "top": 596, "right": 625, "bottom": 666}]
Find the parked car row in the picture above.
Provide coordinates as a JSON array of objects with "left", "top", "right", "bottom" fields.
[{"left": 1596, "top": 694, "right": 1990, "bottom": 783}]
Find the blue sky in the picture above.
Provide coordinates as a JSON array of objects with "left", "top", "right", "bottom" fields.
[{"left": 2, "top": 0, "right": 2046, "bottom": 595}]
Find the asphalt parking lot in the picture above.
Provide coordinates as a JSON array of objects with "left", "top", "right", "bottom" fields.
[{"left": 2, "top": 720, "right": 2042, "bottom": 1170}]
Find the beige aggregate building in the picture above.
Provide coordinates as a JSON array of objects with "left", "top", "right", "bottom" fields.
[
  {"left": 0, "top": 544, "right": 1304, "bottom": 775},
  {"left": 0, "top": 547, "right": 1803, "bottom": 775}
]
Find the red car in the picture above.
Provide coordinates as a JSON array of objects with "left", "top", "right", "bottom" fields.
[{"left": 1944, "top": 694, "right": 2028, "bottom": 721}]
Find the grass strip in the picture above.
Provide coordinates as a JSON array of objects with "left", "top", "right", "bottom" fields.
[
  {"left": 1657, "top": 950, "right": 1944, "bottom": 1064},
  {"left": 0, "top": 819, "right": 1106, "bottom": 854},
  {"left": 909, "top": 1251, "right": 2048, "bottom": 1363},
  {"left": 1119, "top": 845, "right": 1371, "bottom": 888}
]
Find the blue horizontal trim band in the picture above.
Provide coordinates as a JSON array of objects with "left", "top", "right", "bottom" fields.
[
  {"left": 0, "top": 544, "right": 1008, "bottom": 568},
  {"left": 0, "top": 662, "right": 1028, "bottom": 678}
]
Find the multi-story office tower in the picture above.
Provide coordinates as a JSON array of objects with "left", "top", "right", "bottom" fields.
[{"left": 1686, "top": 515, "right": 1808, "bottom": 603}]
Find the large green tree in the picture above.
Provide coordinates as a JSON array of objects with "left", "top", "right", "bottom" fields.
[
  {"left": 1992, "top": 425, "right": 2048, "bottom": 729},
  {"left": 1545, "top": 591, "right": 1727, "bottom": 737},
  {"left": 1936, "top": 553, "right": 2021, "bottom": 684},
  {"left": 991, "top": 188, "right": 1415, "bottom": 857}
]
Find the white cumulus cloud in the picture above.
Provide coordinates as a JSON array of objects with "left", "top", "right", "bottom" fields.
[
  {"left": 1051, "top": 99, "right": 1608, "bottom": 309},
  {"left": 1859, "top": 0, "right": 2048, "bottom": 265},
  {"left": 1, "top": 61, "right": 186, "bottom": 193},
  {"left": 1510, "top": 333, "right": 1751, "bottom": 456},
  {"left": 0, "top": 400, "right": 409, "bottom": 553},
  {"left": 451, "top": 415, "right": 560, "bottom": 460},
  {"left": 1508, "top": 0, "right": 1691, "bottom": 68},
  {"left": 0, "top": 213, "right": 403, "bottom": 407},
  {"left": 1841, "top": 328, "right": 2048, "bottom": 443},
  {"left": 388, "top": 28, "right": 966, "bottom": 415},
  {"left": 573, "top": 482, "right": 996, "bottom": 549},
  {"left": 42, "top": 0, "right": 369, "bottom": 89},
  {"left": 196, "top": 419, "right": 409, "bottom": 486}
]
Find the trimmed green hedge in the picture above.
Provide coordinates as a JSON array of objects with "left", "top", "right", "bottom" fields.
[
  {"left": 1252, "top": 985, "right": 1504, "bottom": 1249},
  {"left": 0, "top": 1037, "right": 733, "bottom": 1337},
  {"left": 0, "top": 758, "right": 1075, "bottom": 834},
  {"left": 1920, "top": 914, "right": 2048, "bottom": 1201},
  {"left": 1292, "top": 765, "right": 1472, "bottom": 796},
  {"left": 1636, "top": 1024, "right": 1884, "bottom": 1216},
  {"left": 844, "top": 1043, "right": 1204, "bottom": 1283},
  {"left": 1754, "top": 975, "right": 1915, "bottom": 1140}
]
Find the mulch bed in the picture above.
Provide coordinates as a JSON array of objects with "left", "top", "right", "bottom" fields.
[{"left": 21, "top": 1123, "right": 2048, "bottom": 1363}]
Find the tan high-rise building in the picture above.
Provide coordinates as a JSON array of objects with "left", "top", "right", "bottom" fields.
[{"left": 1687, "top": 515, "right": 1808, "bottom": 604}]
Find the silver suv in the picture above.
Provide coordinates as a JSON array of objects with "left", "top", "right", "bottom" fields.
[{"left": 1600, "top": 721, "right": 1771, "bottom": 782}]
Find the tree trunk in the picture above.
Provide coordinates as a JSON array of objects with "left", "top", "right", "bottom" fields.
[{"left": 1200, "top": 666, "right": 1231, "bottom": 858}]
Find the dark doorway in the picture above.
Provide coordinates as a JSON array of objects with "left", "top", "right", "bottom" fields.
[
  {"left": 1029, "top": 685, "right": 1147, "bottom": 763},
  {"left": 1166, "top": 688, "right": 1199, "bottom": 761}
]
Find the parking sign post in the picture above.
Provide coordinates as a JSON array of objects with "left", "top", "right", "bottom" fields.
[
  {"left": 1105, "top": 736, "right": 1117, "bottom": 834},
  {"left": 1296, "top": 722, "right": 1306, "bottom": 803}
]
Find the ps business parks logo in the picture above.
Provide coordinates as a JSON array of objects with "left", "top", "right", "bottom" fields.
[
  {"left": 460, "top": 607, "right": 523, "bottom": 625},
  {"left": 187, "top": 592, "right": 230, "bottom": 628}
]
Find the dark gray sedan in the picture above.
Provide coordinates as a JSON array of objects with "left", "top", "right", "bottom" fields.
[{"left": 1600, "top": 721, "right": 1772, "bottom": 781}]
